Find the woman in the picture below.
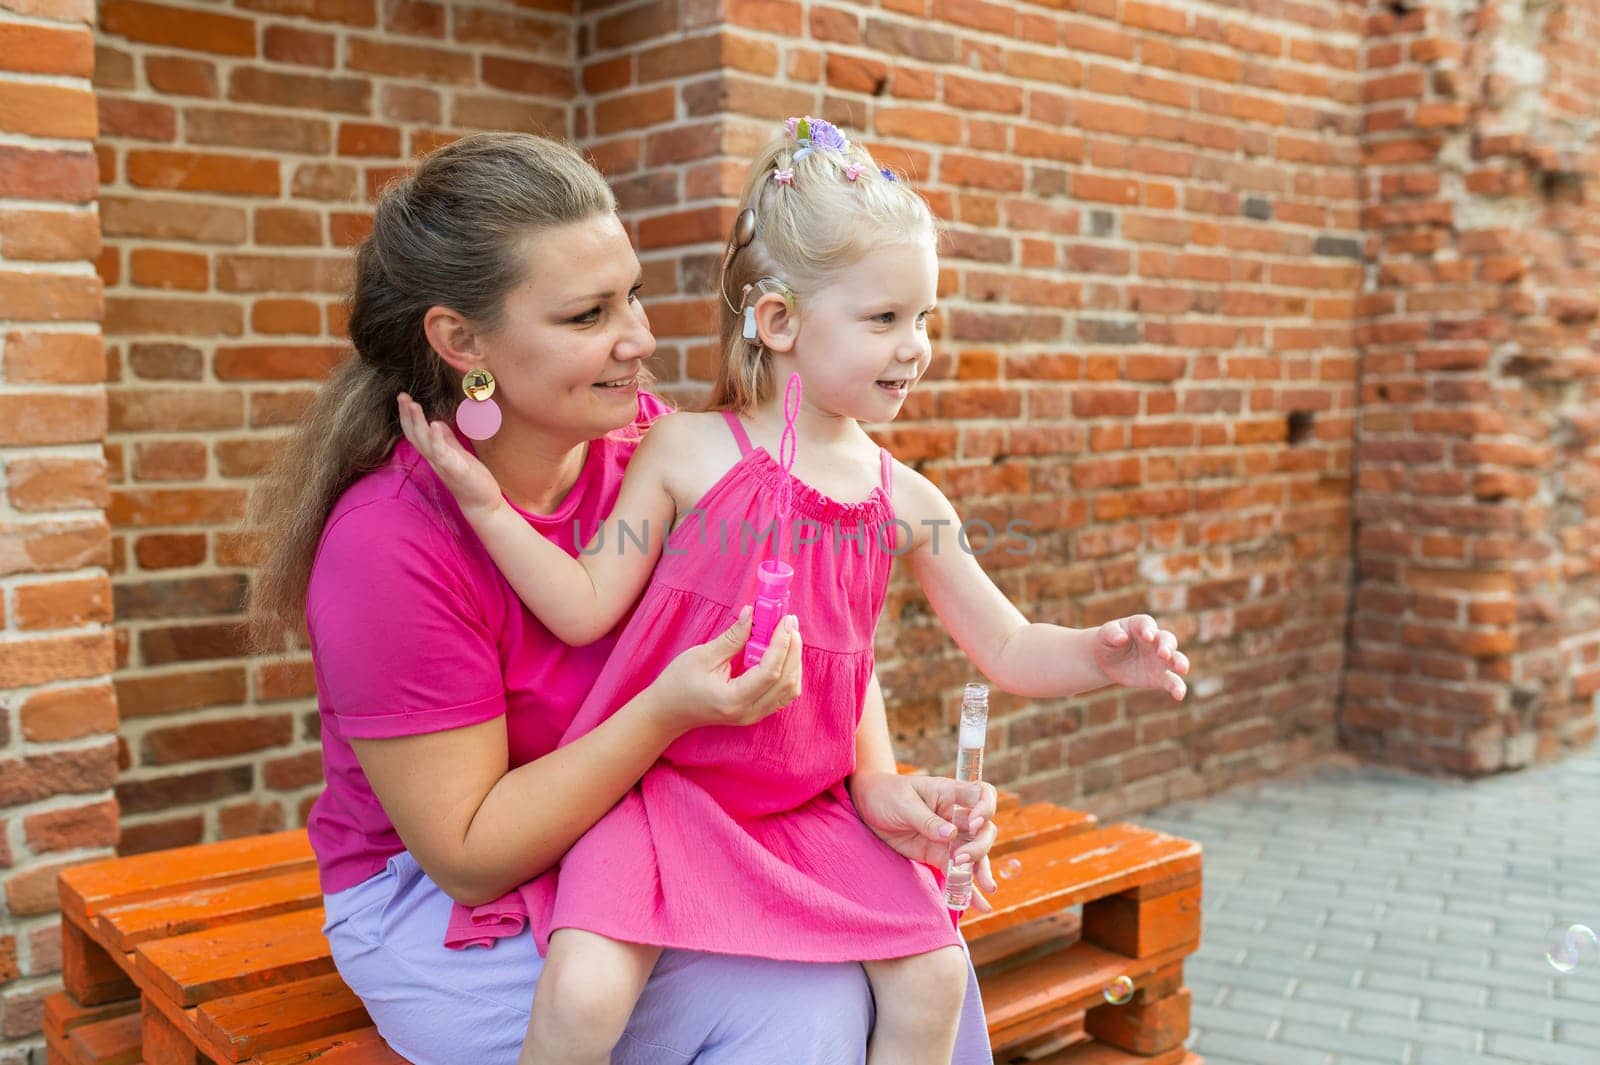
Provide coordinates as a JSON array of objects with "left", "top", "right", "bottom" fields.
[{"left": 246, "top": 132, "right": 999, "bottom": 1064}]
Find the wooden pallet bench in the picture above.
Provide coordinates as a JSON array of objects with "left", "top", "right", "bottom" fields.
[{"left": 51, "top": 793, "right": 1201, "bottom": 1065}]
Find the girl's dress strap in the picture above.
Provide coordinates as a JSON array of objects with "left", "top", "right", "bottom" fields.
[
  {"left": 879, "top": 449, "right": 894, "bottom": 503},
  {"left": 721, "top": 410, "right": 754, "bottom": 456}
]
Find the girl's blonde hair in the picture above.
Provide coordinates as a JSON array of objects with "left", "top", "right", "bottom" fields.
[
  {"left": 246, "top": 132, "right": 617, "bottom": 653},
  {"left": 709, "top": 119, "right": 939, "bottom": 413}
]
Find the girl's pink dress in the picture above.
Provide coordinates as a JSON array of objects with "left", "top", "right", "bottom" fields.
[{"left": 445, "top": 412, "right": 960, "bottom": 962}]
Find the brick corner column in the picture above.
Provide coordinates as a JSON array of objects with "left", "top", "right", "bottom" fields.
[{"left": 0, "top": 0, "right": 120, "bottom": 1059}]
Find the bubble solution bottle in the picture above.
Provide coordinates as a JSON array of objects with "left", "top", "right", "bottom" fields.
[
  {"left": 742, "top": 560, "right": 795, "bottom": 671},
  {"left": 943, "top": 682, "right": 989, "bottom": 911}
]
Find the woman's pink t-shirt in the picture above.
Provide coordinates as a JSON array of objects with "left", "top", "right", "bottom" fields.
[{"left": 305, "top": 393, "right": 670, "bottom": 894}]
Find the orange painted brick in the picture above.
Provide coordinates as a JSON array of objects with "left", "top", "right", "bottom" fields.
[
  {"left": 874, "top": 106, "right": 962, "bottom": 145},
  {"left": 14, "top": 576, "right": 112, "bottom": 630},
  {"left": 452, "top": 94, "right": 563, "bottom": 135},
  {"left": 19, "top": 683, "right": 117, "bottom": 742},
  {"left": 0, "top": 631, "right": 115, "bottom": 688},
  {"left": 0, "top": 145, "right": 97, "bottom": 202},
  {"left": 214, "top": 344, "right": 343, "bottom": 380},
  {"left": 97, "top": 95, "right": 176, "bottom": 140},
  {"left": 0, "top": 23, "right": 93, "bottom": 76},
  {"left": 337, "top": 122, "right": 400, "bottom": 157},
  {"left": 346, "top": 37, "right": 472, "bottom": 83},
  {"left": 1062, "top": 17, "right": 1135, "bottom": 59},
  {"left": 109, "top": 389, "right": 243, "bottom": 432},
  {"left": 23, "top": 799, "right": 118, "bottom": 854},
  {"left": 129, "top": 249, "right": 209, "bottom": 291},
  {"left": 108, "top": 487, "right": 247, "bottom": 527},
  {"left": 263, "top": 24, "right": 334, "bottom": 66},
  {"left": 0, "top": 80, "right": 97, "bottom": 138},
  {"left": 251, "top": 298, "right": 322, "bottom": 334},
  {"left": 100, "top": 0, "right": 256, "bottom": 56},
  {"left": 134, "top": 532, "right": 207, "bottom": 569},
  {"left": 133, "top": 440, "right": 207, "bottom": 481},
  {"left": 2, "top": 331, "right": 102, "bottom": 385},
  {"left": 5, "top": 456, "right": 107, "bottom": 511},
  {"left": 236, "top": 0, "right": 374, "bottom": 24},
  {"left": 126, "top": 149, "right": 280, "bottom": 196},
  {"left": 0, "top": 271, "right": 101, "bottom": 323},
  {"left": 0, "top": 208, "right": 99, "bottom": 262},
  {"left": 255, "top": 206, "right": 323, "bottom": 246},
  {"left": 454, "top": 7, "right": 564, "bottom": 55},
  {"left": 145, "top": 54, "right": 218, "bottom": 97}
]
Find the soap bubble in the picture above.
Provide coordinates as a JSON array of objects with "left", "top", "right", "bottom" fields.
[
  {"left": 1545, "top": 924, "right": 1598, "bottom": 974},
  {"left": 997, "top": 857, "right": 1022, "bottom": 880},
  {"left": 1103, "top": 975, "right": 1135, "bottom": 1005}
]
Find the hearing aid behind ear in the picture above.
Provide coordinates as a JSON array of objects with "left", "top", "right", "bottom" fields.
[{"left": 739, "top": 278, "right": 795, "bottom": 343}]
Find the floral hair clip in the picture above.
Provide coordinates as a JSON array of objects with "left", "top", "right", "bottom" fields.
[
  {"left": 772, "top": 167, "right": 794, "bottom": 186},
  {"left": 880, "top": 167, "right": 897, "bottom": 182},
  {"left": 788, "top": 116, "right": 849, "bottom": 162},
  {"left": 844, "top": 163, "right": 863, "bottom": 181}
]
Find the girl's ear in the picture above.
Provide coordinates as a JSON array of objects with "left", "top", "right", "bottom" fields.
[
  {"left": 423, "top": 305, "right": 485, "bottom": 374},
  {"left": 753, "top": 290, "right": 799, "bottom": 353}
]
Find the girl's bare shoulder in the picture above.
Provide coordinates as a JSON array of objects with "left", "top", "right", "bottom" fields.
[{"left": 640, "top": 409, "right": 744, "bottom": 507}]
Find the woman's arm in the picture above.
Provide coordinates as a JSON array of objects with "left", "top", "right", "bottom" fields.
[
  {"left": 895, "top": 464, "right": 1189, "bottom": 700},
  {"left": 354, "top": 607, "right": 804, "bottom": 905},
  {"left": 397, "top": 394, "right": 677, "bottom": 645}
]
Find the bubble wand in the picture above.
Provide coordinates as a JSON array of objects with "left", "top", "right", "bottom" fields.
[
  {"left": 944, "top": 682, "right": 989, "bottom": 914},
  {"left": 743, "top": 373, "right": 802, "bottom": 669}
]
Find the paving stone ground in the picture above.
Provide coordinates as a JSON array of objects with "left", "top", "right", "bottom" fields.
[{"left": 1139, "top": 744, "right": 1600, "bottom": 1065}]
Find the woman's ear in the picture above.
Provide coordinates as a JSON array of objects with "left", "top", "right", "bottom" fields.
[
  {"left": 753, "top": 290, "right": 799, "bottom": 353},
  {"left": 423, "top": 305, "right": 483, "bottom": 374}
]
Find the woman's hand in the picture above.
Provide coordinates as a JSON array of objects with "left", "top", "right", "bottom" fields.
[
  {"left": 1093, "top": 614, "right": 1189, "bottom": 700},
  {"left": 642, "top": 606, "right": 804, "bottom": 737},
  {"left": 850, "top": 769, "right": 1000, "bottom": 913},
  {"left": 397, "top": 392, "right": 504, "bottom": 520}
]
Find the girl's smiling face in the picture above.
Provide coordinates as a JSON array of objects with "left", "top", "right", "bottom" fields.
[{"left": 786, "top": 239, "right": 938, "bottom": 423}]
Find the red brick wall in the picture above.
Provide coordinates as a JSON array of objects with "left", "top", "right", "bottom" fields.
[
  {"left": 93, "top": 0, "right": 579, "bottom": 857},
  {"left": 1345, "top": 0, "right": 1600, "bottom": 773},
  {"left": 94, "top": 0, "right": 1373, "bottom": 844},
  {"left": 0, "top": 0, "right": 116, "bottom": 1053}
]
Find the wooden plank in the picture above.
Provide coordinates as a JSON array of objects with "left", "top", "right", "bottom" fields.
[
  {"left": 136, "top": 907, "right": 336, "bottom": 1008},
  {"left": 249, "top": 1026, "right": 407, "bottom": 1064},
  {"left": 993, "top": 804, "right": 1097, "bottom": 857},
  {"left": 1032, "top": 1040, "right": 1189, "bottom": 1065},
  {"left": 43, "top": 991, "right": 138, "bottom": 1044},
  {"left": 64, "top": 1010, "right": 141, "bottom": 1065},
  {"left": 1082, "top": 884, "right": 1202, "bottom": 960},
  {"left": 62, "top": 921, "right": 138, "bottom": 1006},
  {"left": 969, "top": 910, "right": 1079, "bottom": 971},
  {"left": 982, "top": 937, "right": 1198, "bottom": 1049},
  {"left": 960, "top": 824, "right": 1202, "bottom": 940},
  {"left": 60, "top": 830, "right": 314, "bottom": 924},
  {"left": 141, "top": 999, "right": 201, "bottom": 1065},
  {"left": 1085, "top": 986, "right": 1191, "bottom": 1055},
  {"left": 199, "top": 973, "right": 370, "bottom": 1062},
  {"left": 96, "top": 867, "right": 322, "bottom": 952}
]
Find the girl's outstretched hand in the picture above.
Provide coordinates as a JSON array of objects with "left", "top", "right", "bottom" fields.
[
  {"left": 850, "top": 770, "right": 1000, "bottom": 913},
  {"left": 396, "top": 392, "right": 503, "bottom": 519},
  {"left": 1094, "top": 614, "right": 1190, "bottom": 700}
]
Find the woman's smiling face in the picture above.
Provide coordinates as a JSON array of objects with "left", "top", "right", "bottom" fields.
[{"left": 477, "top": 212, "right": 657, "bottom": 444}]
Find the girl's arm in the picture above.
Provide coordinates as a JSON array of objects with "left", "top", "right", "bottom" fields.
[
  {"left": 847, "top": 673, "right": 998, "bottom": 909},
  {"left": 399, "top": 394, "right": 677, "bottom": 645},
  {"left": 894, "top": 463, "right": 1189, "bottom": 701}
]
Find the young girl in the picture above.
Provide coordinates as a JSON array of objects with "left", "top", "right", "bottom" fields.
[{"left": 399, "top": 118, "right": 1189, "bottom": 1065}]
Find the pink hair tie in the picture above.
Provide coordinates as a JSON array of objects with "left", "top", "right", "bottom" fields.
[{"left": 772, "top": 167, "right": 795, "bottom": 186}]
